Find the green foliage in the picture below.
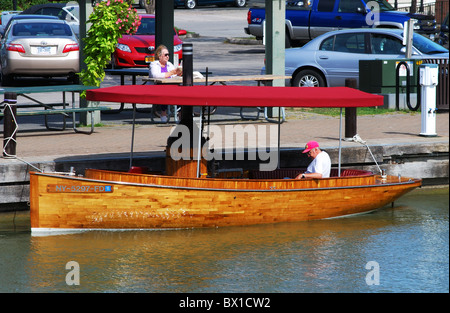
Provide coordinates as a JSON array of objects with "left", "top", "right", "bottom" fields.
[{"left": 79, "top": 0, "right": 141, "bottom": 89}]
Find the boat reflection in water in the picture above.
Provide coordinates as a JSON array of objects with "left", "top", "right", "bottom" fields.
[{"left": 20, "top": 186, "right": 448, "bottom": 293}]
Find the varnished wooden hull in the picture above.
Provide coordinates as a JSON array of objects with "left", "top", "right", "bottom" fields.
[{"left": 29, "top": 170, "right": 421, "bottom": 234}]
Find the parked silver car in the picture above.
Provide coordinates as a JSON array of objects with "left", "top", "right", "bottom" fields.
[
  {"left": 278, "top": 28, "right": 449, "bottom": 87},
  {"left": 0, "top": 18, "right": 79, "bottom": 86}
]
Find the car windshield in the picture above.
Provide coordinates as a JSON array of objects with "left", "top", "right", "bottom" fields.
[
  {"left": 371, "top": 0, "right": 394, "bottom": 11},
  {"left": 13, "top": 23, "right": 72, "bottom": 37},
  {"left": 63, "top": 6, "right": 79, "bottom": 21},
  {"left": 411, "top": 33, "right": 449, "bottom": 54},
  {"left": 286, "top": 0, "right": 312, "bottom": 9},
  {"left": 135, "top": 18, "right": 155, "bottom": 35}
]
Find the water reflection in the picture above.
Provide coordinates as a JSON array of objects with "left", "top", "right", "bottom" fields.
[{"left": 0, "top": 187, "right": 448, "bottom": 293}]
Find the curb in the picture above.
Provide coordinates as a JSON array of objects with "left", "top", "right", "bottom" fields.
[
  {"left": 180, "top": 33, "right": 262, "bottom": 45},
  {"left": 225, "top": 37, "right": 263, "bottom": 45}
]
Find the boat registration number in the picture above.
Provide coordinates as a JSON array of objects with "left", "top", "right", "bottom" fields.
[{"left": 47, "top": 184, "right": 113, "bottom": 193}]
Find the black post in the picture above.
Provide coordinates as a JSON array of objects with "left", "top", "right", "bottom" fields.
[
  {"left": 345, "top": 78, "right": 357, "bottom": 140},
  {"left": 182, "top": 43, "right": 193, "bottom": 86},
  {"left": 181, "top": 43, "right": 194, "bottom": 145},
  {"left": 3, "top": 92, "right": 17, "bottom": 157}
]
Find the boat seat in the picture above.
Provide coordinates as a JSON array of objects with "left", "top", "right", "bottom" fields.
[
  {"left": 128, "top": 166, "right": 149, "bottom": 174},
  {"left": 249, "top": 168, "right": 373, "bottom": 179},
  {"left": 250, "top": 168, "right": 306, "bottom": 179},
  {"left": 337, "top": 169, "right": 373, "bottom": 177}
]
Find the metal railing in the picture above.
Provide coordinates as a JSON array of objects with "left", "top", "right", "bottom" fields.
[
  {"left": 395, "top": 1, "right": 436, "bottom": 16},
  {"left": 423, "top": 58, "right": 449, "bottom": 111}
]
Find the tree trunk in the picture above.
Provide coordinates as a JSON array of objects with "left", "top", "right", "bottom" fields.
[
  {"left": 410, "top": 0, "right": 417, "bottom": 13},
  {"left": 144, "top": 0, "right": 156, "bottom": 14}
]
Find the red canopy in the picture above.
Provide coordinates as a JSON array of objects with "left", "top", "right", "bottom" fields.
[{"left": 86, "top": 85, "right": 383, "bottom": 108}]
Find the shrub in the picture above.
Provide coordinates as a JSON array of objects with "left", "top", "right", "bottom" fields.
[{"left": 78, "top": 0, "right": 141, "bottom": 89}]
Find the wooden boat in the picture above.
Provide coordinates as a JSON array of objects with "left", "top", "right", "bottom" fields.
[{"left": 29, "top": 85, "right": 422, "bottom": 234}]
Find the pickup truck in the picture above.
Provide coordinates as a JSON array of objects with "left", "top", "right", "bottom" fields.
[{"left": 244, "top": 0, "right": 437, "bottom": 47}]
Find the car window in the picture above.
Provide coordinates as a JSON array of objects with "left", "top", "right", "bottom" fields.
[
  {"left": 135, "top": 18, "right": 155, "bottom": 35},
  {"left": 371, "top": 34, "right": 403, "bottom": 54},
  {"left": 331, "top": 33, "right": 366, "bottom": 53},
  {"left": 286, "top": 0, "right": 313, "bottom": 9},
  {"left": 63, "top": 6, "right": 79, "bottom": 22},
  {"left": 319, "top": 36, "right": 335, "bottom": 51},
  {"left": 317, "top": 0, "right": 334, "bottom": 12},
  {"left": 338, "top": 0, "right": 365, "bottom": 13},
  {"left": 371, "top": 0, "right": 395, "bottom": 11},
  {"left": 13, "top": 23, "right": 72, "bottom": 37},
  {"left": 35, "top": 7, "right": 66, "bottom": 19},
  {"left": 412, "top": 32, "right": 449, "bottom": 54}
]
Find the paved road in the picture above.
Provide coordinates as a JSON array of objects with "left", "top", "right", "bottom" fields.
[{"left": 174, "top": 7, "right": 252, "bottom": 38}]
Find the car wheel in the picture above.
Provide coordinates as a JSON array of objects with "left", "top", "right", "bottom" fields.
[
  {"left": 235, "top": 0, "right": 247, "bottom": 7},
  {"left": 292, "top": 69, "right": 325, "bottom": 87},
  {"left": 185, "top": 0, "right": 197, "bottom": 9}
]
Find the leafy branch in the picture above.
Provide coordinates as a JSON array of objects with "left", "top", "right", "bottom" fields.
[{"left": 79, "top": 0, "right": 141, "bottom": 89}]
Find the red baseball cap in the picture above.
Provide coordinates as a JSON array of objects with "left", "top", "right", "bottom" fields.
[{"left": 302, "top": 141, "right": 319, "bottom": 153}]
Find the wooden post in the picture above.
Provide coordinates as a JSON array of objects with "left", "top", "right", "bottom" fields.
[
  {"left": 3, "top": 92, "right": 17, "bottom": 157},
  {"left": 345, "top": 78, "right": 357, "bottom": 140}
]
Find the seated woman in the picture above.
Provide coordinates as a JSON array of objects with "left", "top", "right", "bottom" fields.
[{"left": 149, "top": 45, "right": 182, "bottom": 122}]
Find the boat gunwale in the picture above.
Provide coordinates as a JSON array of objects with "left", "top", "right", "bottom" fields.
[{"left": 31, "top": 171, "right": 422, "bottom": 193}]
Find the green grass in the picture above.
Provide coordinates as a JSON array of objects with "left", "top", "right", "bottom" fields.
[
  {"left": 287, "top": 107, "right": 420, "bottom": 117},
  {"left": 77, "top": 123, "right": 105, "bottom": 128}
]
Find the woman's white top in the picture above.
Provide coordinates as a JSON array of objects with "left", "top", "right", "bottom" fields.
[{"left": 149, "top": 60, "right": 177, "bottom": 79}]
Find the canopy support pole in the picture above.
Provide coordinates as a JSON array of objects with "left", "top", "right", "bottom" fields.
[
  {"left": 129, "top": 104, "right": 136, "bottom": 169},
  {"left": 277, "top": 106, "right": 281, "bottom": 169},
  {"left": 196, "top": 109, "right": 203, "bottom": 178}
]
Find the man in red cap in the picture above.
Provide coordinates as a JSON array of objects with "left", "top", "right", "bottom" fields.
[{"left": 296, "top": 141, "right": 331, "bottom": 179}]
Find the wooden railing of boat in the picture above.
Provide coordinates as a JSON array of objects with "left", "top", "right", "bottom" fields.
[{"left": 83, "top": 168, "right": 417, "bottom": 191}]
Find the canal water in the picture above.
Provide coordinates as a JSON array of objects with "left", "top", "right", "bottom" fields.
[{"left": 0, "top": 187, "right": 448, "bottom": 294}]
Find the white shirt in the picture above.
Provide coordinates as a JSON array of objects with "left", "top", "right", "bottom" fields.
[
  {"left": 149, "top": 60, "right": 177, "bottom": 79},
  {"left": 306, "top": 151, "right": 331, "bottom": 178}
]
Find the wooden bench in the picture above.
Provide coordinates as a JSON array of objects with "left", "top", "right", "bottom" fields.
[
  {"left": 144, "top": 74, "right": 290, "bottom": 86},
  {"left": 0, "top": 106, "right": 111, "bottom": 134},
  {"left": 0, "top": 84, "right": 96, "bottom": 106},
  {"left": 145, "top": 74, "right": 291, "bottom": 123},
  {"left": 0, "top": 85, "right": 110, "bottom": 134}
]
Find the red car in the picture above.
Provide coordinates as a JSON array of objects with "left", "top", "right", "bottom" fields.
[{"left": 112, "top": 14, "right": 186, "bottom": 68}]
